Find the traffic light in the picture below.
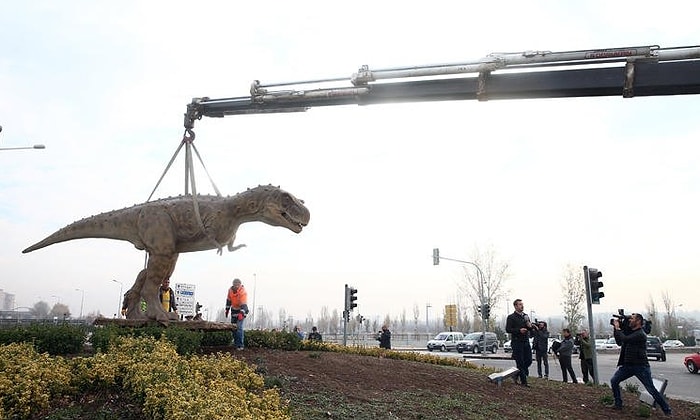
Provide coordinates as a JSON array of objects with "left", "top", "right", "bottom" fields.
[
  {"left": 349, "top": 287, "right": 358, "bottom": 310},
  {"left": 476, "top": 304, "right": 482, "bottom": 314},
  {"left": 432, "top": 248, "right": 440, "bottom": 265},
  {"left": 483, "top": 303, "right": 491, "bottom": 319},
  {"left": 588, "top": 267, "right": 604, "bottom": 304},
  {"left": 344, "top": 284, "right": 358, "bottom": 312}
]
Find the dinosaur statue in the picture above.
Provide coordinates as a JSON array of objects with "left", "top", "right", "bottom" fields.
[{"left": 23, "top": 185, "right": 310, "bottom": 324}]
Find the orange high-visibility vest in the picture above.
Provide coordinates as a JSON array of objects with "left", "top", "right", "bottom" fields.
[{"left": 226, "top": 285, "right": 248, "bottom": 310}]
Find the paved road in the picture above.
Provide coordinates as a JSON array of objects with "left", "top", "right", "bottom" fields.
[{"left": 414, "top": 349, "right": 699, "bottom": 403}]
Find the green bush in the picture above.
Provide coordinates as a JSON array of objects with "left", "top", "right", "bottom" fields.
[
  {"left": 201, "top": 330, "right": 231, "bottom": 347},
  {"left": 245, "top": 330, "right": 302, "bottom": 350},
  {"left": 0, "top": 324, "right": 88, "bottom": 355},
  {"left": 90, "top": 324, "right": 203, "bottom": 355}
]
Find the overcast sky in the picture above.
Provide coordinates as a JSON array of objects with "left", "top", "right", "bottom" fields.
[{"left": 1, "top": 2, "right": 699, "bottom": 328}]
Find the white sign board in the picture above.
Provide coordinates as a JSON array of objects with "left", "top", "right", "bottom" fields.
[{"left": 174, "top": 283, "right": 196, "bottom": 317}]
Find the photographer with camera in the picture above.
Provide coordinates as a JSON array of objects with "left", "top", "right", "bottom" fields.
[
  {"left": 377, "top": 325, "right": 391, "bottom": 349},
  {"left": 505, "top": 299, "right": 535, "bottom": 387},
  {"left": 574, "top": 329, "right": 594, "bottom": 384},
  {"left": 609, "top": 312, "right": 672, "bottom": 415},
  {"left": 532, "top": 321, "right": 550, "bottom": 379},
  {"left": 556, "top": 328, "right": 579, "bottom": 383}
]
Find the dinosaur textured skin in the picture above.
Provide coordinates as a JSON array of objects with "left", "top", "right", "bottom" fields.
[{"left": 23, "top": 185, "right": 310, "bottom": 323}]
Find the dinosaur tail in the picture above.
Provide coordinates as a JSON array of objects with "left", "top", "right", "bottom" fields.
[{"left": 22, "top": 210, "right": 138, "bottom": 253}]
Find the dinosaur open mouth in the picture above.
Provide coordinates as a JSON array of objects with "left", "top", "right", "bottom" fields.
[{"left": 282, "top": 211, "right": 306, "bottom": 232}]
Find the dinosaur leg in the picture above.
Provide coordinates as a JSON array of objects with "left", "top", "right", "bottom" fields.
[
  {"left": 124, "top": 268, "right": 148, "bottom": 320},
  {"left": 141, "top": 253, "right": 179, "bottom": 324}
]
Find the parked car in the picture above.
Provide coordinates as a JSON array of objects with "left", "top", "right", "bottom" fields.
[
  {"left": 426, "top": 332, "right": 464, "bottom": 352},
  {"left": 595, "top": 338, "right": 607, "bottom": 350},
  {"left": 503, "top": 337, "right": 534, "bottom": 353},
  {"left": 604, "top": 337, "right": 620, "bottom": 350},
  {"left": 456, "top": 332, "right": 499, "bottom": 354},
  {"left": 684, "top": 352, "right": 700, "bottom": 374},
  {"left": 663, "top": 339, "right": 685, "bottom": 349},
  {"left": 646, "top": 336, "right": 666, "bottom": 361}
]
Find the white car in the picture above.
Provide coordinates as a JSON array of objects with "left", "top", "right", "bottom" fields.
[
  {"left": 604, "top": 337, "right": 620, "bottom": 350},
  {"left": 426, "top": 332, "right": 464, "bottom": 352},
  {"left": 662, "top": 339, "right": 685, "bottom": 348},
  {"left": 595, "top": 338, "right": 607, "bottom": 350},
  {"left": 503, "top": 337, "right": 534, "bottom": 353}
]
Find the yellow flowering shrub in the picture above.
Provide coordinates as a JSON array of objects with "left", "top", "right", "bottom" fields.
[
  {"left": 0, "top": 342, "right": 73, "bottom": 419},
  {"left": 81, "top": 335, "right": 289, "bottom": 420}
]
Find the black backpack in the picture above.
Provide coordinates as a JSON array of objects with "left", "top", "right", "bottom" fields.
[{"left": 551, "top": 340, "right": 561, "bottom": 353}]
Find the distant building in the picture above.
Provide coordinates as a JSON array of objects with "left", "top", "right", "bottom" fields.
[{"left": 0, "top": 289, "right": 16, "bottom": 310}]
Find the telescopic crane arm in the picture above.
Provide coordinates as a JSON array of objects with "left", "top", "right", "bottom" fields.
[{"left": 184, "top": 44, "right": 700, "bottom": 131}]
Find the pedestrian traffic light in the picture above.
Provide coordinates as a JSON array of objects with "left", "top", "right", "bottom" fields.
[
  {"left": 432, "top": 248, "right": 440, "bottom": 265},
  {"left": 483, "top": 303, "right": 491, "bottom": 319},
  {"left": 588, "top": 267, "right": 604, "bottom": 304}
]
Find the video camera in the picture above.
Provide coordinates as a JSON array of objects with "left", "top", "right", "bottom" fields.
[{"left": 610, "top": 309, "right": 652, "bottom": 334}]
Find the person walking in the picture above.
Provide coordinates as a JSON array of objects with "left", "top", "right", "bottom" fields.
[
  {"left": 224, "top": 278, "right": 249, "bottom": 350},
  {"left": 556, "top": 328, "right": 578, "bottom": 383},
  {"left": 532, "top": 321, "right": 550, "bottom": 379},
  {"left": 505, "top": 299, "right": 534, "bottom": 387},
  {"left": 576, "top": 329, "right": 595, "bottom": 383},
  {"left": 609, "top": 313, "right": 672, "bottom": 415}
]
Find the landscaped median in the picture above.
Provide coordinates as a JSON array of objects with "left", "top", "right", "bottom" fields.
[
  {"left": 0, "top": 326, "right": 493, "bottom": 419},
  {"left": 0, "top": 336, "right": 290, "bottom": 419}
]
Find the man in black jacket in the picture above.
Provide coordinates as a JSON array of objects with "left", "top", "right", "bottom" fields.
[
  {"left": 505, "top": 299, "right": 534, "bottom": 387},
  {"left": 609, "top": 313, "right": 671, "bottom": 415},
  {"left": 532, "top": 321, "right": 550, "bottom": 379}
]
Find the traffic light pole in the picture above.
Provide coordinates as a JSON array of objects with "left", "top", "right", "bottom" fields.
[
  {"left": 583, "top": 265, "right": 600, "bottom": 385},
  {"left": 432, "top": 249, "right": 488, "bottom": 356}
]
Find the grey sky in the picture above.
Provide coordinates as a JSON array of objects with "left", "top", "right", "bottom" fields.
[{"left": 1, "top": 2, "right": 698, "bottom": 325}]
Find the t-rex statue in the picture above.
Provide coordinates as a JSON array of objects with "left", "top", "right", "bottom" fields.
[{"left": 23, "top": 185, "right": 310, "bottom": 324}]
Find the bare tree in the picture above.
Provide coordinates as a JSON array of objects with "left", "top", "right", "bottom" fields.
[
  {"left": 318, "top": 306, "right": 331, "bottom": 333},
  {"left": 278, "top": 308, "right": 287, "bottom": 330},
  {"left": 661, "top": 290, "right": 674, "bottom": 337},
  {"left": 456, "top": 244, "right": 511, "bottom": 330},
  {"left": 560, "top": 264, "right": 586, "bottom": 331},
  {"left": 412, "top": 303, "right": 420, "bottom": 336},
  {"left": 400, "top": 308, "right": 407, "bottom": 333},
  {"left": 645, "top": 294, "right": 662, "bottom": 337}
]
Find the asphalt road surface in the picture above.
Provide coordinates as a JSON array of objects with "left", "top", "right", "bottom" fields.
[{"left": 416, "top": 350, "right": 699, "bottom": 403}]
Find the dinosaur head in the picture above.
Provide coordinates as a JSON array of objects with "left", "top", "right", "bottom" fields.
[{"left": 245, "top": 185, "right": 310, "bottom": 233}]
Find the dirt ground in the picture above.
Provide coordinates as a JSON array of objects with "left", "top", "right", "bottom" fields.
[{"left": 229, "top": 347, "right": 700, "bottom": 420}]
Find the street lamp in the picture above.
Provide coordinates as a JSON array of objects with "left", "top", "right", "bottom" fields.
[
  {"left": 75, "top": 288, "right": 84, "bottom": 318},
  {"left": 425, "top": 303, "right": 431, "bottom": 335},
  {"left": 431, "top": 248, "right": 488, "bottom": 355},
  {"left": 0, "top": 144, "right": 45, "bottom": 151},
  {"left": 0, "top": 125, "right": 46, "bottom": 151},
  {"left": 112, "top": 279, "right": 123, "bottom": 318}
]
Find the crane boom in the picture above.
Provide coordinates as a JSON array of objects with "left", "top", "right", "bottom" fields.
[{"left": 184, "top": 44, "right": 700, "bottom": 130}]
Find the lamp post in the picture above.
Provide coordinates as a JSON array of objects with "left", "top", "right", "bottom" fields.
[
  {"left": 75, "top": 288, "right": 84, "bottom": 319},
  {"left": 432, "top": 249, "right": 488, "bottom": 355},
  {"left": 425, "top": 303, "right": 431, "bottom": 336},
  {"left": 0, "top": 144, "right": 46, "bottom": 151},
  {"left": 0, "top": 125, "right": 46, "bottom": 151},
  {"left": 112, "top": 279, "right": 123, "bottom": 318}
]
